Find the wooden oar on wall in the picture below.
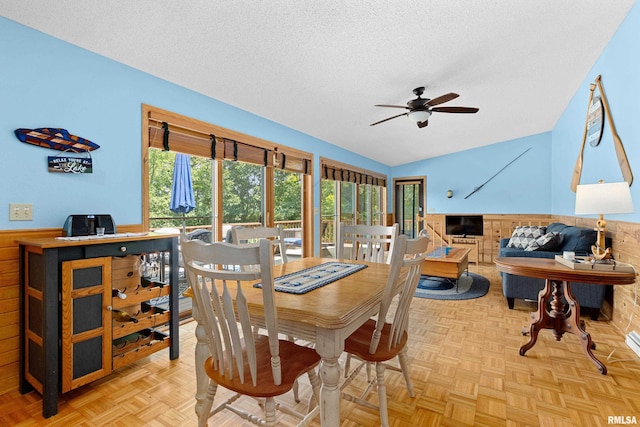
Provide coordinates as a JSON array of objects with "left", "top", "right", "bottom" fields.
[
  {"left": 570, "top": 82, "right": 596, "bottom": 192},
  {"left": 597, "top": 75, "right": 633, "bottom": 187},
  {"left": 571, "top": 75, "right": 633, "bottom": 192}
]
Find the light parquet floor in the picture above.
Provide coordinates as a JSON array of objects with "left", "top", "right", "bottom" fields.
[{"left": 3, "top": 263, "right": 640, "bottom": 426}]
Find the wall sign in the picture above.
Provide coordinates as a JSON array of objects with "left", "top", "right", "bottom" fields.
[{"left": 48, "top": 156, "right": 93, "bottom": 174}]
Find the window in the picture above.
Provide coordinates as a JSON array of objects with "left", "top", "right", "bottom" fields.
[
  {"left": 320, "top": 157, "right": 388, "bottom": 255},
  {"left": 142, "top": 104, "right": 313, "bottom": 255}
]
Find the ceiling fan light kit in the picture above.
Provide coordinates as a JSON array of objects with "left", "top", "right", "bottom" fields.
[
  {"left": 371, "top": 86, "right": 478, "bottom": 128},
  {"left": 408, "top": 110, "right": 431, "bottom": 123}
]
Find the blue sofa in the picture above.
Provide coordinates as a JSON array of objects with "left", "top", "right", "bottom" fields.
[{"left": 498, "top": 222, "right": 610, "bottom": 320}]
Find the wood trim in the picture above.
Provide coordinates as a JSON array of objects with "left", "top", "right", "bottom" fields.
[{"left": 303, "top": 173, "right": 314, "bottom": 256}]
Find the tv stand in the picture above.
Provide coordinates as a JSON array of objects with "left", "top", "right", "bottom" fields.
[{"left": 448, "top": 236, "right": 480, "bottom": 264}]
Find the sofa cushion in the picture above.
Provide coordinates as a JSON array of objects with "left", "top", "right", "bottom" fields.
[
  {"left": 541, "top": 222, "right": 598, "bottom": 254},
  {"left": 546, "top": 222, "right": 570, "bottom": 234},
  {"left": 560, "top": 227, "right": 597, "bottom": 253},
  {"left": 507, "top": 226, "right": 547, "bottom": 249},
  {"left": 524, "top": 232, "right": 563, "bottom": 252},
  {"left": 499, "top": 247, "right": 557, "bottom": 258}
]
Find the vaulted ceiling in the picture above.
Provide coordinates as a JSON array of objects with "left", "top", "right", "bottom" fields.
[{"left": 1, "top": 1, "right": 635, "bottom": 166}]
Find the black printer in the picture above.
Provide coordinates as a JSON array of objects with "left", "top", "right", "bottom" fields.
[{"left": 63, "top": 214, "right": 117, "bottom": 236}]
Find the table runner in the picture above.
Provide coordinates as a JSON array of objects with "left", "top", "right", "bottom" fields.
[{"left": 255, "top": 262, "right": 368, "bottom": 294}]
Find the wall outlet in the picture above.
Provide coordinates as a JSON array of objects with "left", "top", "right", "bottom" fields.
[{"left": 9, "top": 203, "right": 33, "bottom": 221}]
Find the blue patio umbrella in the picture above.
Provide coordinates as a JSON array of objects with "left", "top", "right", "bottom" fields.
[{"left": 170, "top": 153, "right": 196, "bottom": 231}]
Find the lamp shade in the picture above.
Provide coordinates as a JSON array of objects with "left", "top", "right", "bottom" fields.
[
  {"left": 407, "top": 110, "right": 431, "bottom": 123},
  {"left": 575, "top": 181, "right": 634, "bottom": 215}
]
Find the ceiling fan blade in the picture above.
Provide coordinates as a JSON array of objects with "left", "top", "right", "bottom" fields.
[
  {"left": 426, "top": 92, "right": 459, "bottom": 106},
  {"left": 431, "top": 106, "right": 479, "bottom": 114},
  {"left": 374, "top": 104, "right": 409, "bottom": 109},
  {"left": 417, "top": 120, "right": 429, "bottom": 128},
  {"left": 370, "top": 112, "right": 408, "bottom": 126}
]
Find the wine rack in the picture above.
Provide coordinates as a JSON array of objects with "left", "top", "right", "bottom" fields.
[
  {"left": 110, "top": 254, "right": 172, "bottom": 368},
  {"left": 18, "top": 234, "right": 179, "bottom": 418}
]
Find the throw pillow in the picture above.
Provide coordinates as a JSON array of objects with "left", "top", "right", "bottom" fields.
[
  {"left": 507, "top": 226, "right": 547, "bottom": 249},
  {"left": 524, "top": 232, "right": 562, "bottom": 252}
]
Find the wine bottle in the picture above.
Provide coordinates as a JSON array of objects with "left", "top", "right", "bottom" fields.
[
  {"left": 141, "top": 301, "right": 166, "bottom": 314},
  {"left": 112, "top": 289, "right": 127, "bottom": 300},
  {"left": 141, "top": 277, "right": 166, "bottom": 288},
  {"left": 112, "top": 309, "right": 138, "bottom": 323}
]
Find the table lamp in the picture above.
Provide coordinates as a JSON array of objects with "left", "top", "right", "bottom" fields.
[{"left": 575, "top": 180, "right": 634, "bottom": 260}]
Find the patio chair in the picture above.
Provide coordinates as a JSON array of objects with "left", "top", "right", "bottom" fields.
[
  {"left": 181, "top": 237, "right": 321, "bottom": 427},
  {"left": 231, "top": 225, "right": 288, "bottom": 265},
  {"left": 340, "top": 234, "right": 429, "bottom": 427},
  {"left": 336, "top": 222, "right": 399, "bottom": 264}
]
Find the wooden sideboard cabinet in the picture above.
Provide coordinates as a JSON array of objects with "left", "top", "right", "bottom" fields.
[{"left": 17, "top": 233, "right": 179, "bottom": 418}]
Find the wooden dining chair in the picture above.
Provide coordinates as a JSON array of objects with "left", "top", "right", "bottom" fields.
[
  {"left": 340, "top": 234, "right": 429, "bottom": 427},
  {"left": 230, "top": 225, "right": 288, "bottom": 265},
  {"left": 229, "top": 224, "right": 301, "bottom": 399},
  {"left": 181, "top": 237, "right": 321, "bottom": 427},
  {"left": 336, "top": 222, "right": 399, "bottom": 264}
]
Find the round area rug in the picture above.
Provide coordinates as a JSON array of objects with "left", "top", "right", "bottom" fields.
[{"left": 415, "top": 272, "right": 490, "bottom": 300}]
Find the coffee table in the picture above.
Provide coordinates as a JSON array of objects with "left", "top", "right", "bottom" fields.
[{"left": 421, "top": 246, "right": 470, "bottom": 291}]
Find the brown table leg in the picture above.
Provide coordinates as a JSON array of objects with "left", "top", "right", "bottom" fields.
[
  {"left": 520, "top": 279, "right": 554, "bottom": 355},
  {"left": 562, "top": 282, "right": 606, "bottom": 374},
  {"left": 520, "top": 279, "right": 606, "bottom": 374}
]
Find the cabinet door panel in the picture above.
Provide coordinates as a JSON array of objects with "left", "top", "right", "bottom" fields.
[{"left": 61, "top": 257, "right": 112, "bottom": 393}]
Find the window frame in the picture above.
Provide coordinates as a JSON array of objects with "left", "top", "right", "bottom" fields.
[{"left": 142, "top": 104, "right": 314, "bottom": 256}]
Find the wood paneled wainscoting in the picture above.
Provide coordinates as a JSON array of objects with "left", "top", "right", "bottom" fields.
[
  {"left": 422, "top": 213, "right": 640, "bottom": 336},
  {"left": 422, "top": 213, "right": 555, "bottom": 263}
]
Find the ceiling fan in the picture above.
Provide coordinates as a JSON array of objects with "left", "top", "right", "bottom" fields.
[{"left": 371, "top": 86, "right": 479, "bottom": 128}]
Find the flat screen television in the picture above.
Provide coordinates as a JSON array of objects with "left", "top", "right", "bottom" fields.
[{"left": 445, "top": 215, "right": 484, "bottom": 237}]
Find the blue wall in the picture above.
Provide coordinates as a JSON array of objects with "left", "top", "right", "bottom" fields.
[
  {"left": 551, "top": 1, "right": 640, "bottom": 223},
  {"left": 0, "top": 17, "right": 389, "bottom": 238},
  {"left": 2, "top": 0, "right": 639, "bottom": 239},
  {"left": 392, "top": 132, "right": 552, "bottom": 214}
]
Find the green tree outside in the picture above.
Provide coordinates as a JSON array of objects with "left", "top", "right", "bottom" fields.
[{"left": 149, "top": 150, "right": 303, "bottom": 229}]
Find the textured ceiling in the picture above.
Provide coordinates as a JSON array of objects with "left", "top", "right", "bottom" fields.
[{"left": 1, "top": 1, "right": 635, "bottom": 166}]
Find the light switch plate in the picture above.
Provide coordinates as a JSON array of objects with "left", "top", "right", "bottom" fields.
[{"left": 9, "top": 203, "right": 33, "bottom": 221}]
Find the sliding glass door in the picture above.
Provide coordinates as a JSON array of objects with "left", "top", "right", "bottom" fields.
[{"left": 393, "top": 177, "right": 425, "bottom": 238}]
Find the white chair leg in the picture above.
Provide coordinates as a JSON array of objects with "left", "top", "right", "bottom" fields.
[
  {"left": 344, "top": 353, "right": 352, "bottom": 377},
  {"left": 264, "top": 397, "right": 277, "bottom": 427},
  {"left": 307, "top": 367, "right": 321, "bottom": 412},
  {"left": 397, "top": 346, "right": 415, "bottom": 398},
  {"left": 198, "top": 380, "right": 217, "bottom": 427},
  {"left": 287, "top": 335, "right": 300, "bottom": 402},
  {"left": 375, "top": 362, "right": 389, "bottom": 427},
  {"left": 292, "top": 380, "right": 300, "bottom": 403}
]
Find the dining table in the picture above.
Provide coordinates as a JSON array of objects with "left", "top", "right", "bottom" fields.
[{"left": 187, "top": 256, "right": 392, "bottom": 427}]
